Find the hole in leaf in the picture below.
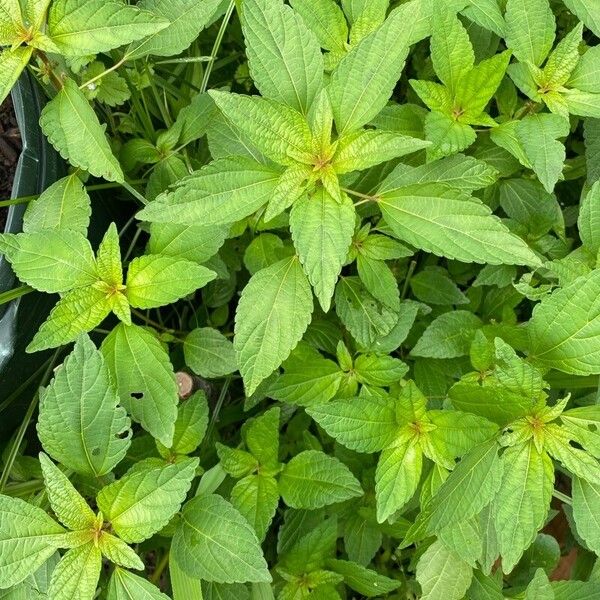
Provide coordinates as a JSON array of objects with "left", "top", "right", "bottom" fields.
[
  {"left": 568, "top": 439, "right": 584, "bottom": 451},
  {"left": 130, "top": 391, "right": 144, "bottom": 400}
]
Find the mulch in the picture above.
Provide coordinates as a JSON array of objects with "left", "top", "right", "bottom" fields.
[{"left": 0, "top": 96, "right": 22, "bottom": 231}]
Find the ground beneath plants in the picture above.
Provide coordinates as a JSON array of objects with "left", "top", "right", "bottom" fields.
[{"left": 0, "top": 97, "right": 21, "bottom": 230}]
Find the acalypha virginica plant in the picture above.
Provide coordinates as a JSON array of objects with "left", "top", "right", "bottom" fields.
[{"left": 1, "top": 0, "right": 600, "bottom": 598}]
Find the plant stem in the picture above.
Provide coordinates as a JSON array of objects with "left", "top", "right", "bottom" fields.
[
  {"left": 553, "top": 489, "right": 572, "bottom": 505},
  {"left": 155, "top": 56, "right": 213, "bottom": 65},
  {"left": 131, "top": 308, "right": 184, "bottom": 335},
  {"left": 150, "top": 551, "right": 170, "bottom": 585},
  {"left": 204, "top": 377, "right": 232, "bottom": 447},
  {"left": 36, "top": 50, "right": 64, "bottom": 90},
  {"left": 341, "top": 187, "right": 377, "bottom": 201},
  {"left": 200, "top": 0, "right": 236, "bottom": 94},
  {"left": 0, "top": 358, "right": 52, "bottom": 415},
  {"left": 0, "top": 180, "right": 145, "bottom": 207},
  {"left": 0, "top": 285, "right": 32, "bottom": 306},
  {"left": 401, "top": 260, "right": 417, "bottom": 300},
  {"left": 2, "top": 479, "right": 44, "bottom": 498},
  {"left": 121, "top": 181, "right": 148, "bottom": 205},
  {"left": 79, "top": 57, "right": 126, "bottom": 90},
  {"left": 0, "top": 348, "right": 61, "bottom": 492}
]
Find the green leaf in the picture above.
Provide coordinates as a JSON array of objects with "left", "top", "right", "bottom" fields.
[
  {"left": 126, "top": 0, "right": 225, "bottom": 59},
  {"left": 108, "top": 568, "right": 170, "bottom": 600},
  {"left": 379, "top": 154, "right": 499, "bottom": 194},
  {"left": 241, "top": 0, "right": 323, "bottom": 114},
  {"left": 423, "top": 111, "right": 477, "bottom": 160},
  {"left": 326, "top": 559, "right": 401, "bottom": 597},
  {"left": 563, "top": 89, "right": 600, "bottom": 118},
  {"left": 437, "top": 518, "right": 482, "bottom": 567},
  {"left": 529, "top": 270, "right": 600, "bottom": 375},
  {"left": 157, "top": 391, "right": 209, "bottom": 458},
  {"left": 327, "top": 5, "right": 415, "bottom": 134},
  {"left": 96, "top": 223, "right": 124, "bottom": 290},
  {"left": 332, "top": 129, "right": 430, "bottom": 173},
  {"left": 290, "top": 189, "right": 355, "bottom": 312},
  {"left": 184, "top": 328, "right": 238, "bottom": 379},
  {"left": 344, "top": 513, "right": 381, "bottom": 567},
  {"left": 450, "top": 343, "right": 542, "bottom": 426},
  {"left": 37, "top": 335, "right": 131, "bottom": 477},
  {"left": 498, "top": 178, "right": 563, "bottom": 239},
  {"left": 0, "top": 230, "right": 97, "bottom": 293},
  {"left": 426, "top": 411, "right": 499, "bottom": 464},
  {"left": 307, "top": 393, "right": 398, "bottom": 453},
  {"left": 462, "top": 0, "right": 505, "bottom": 36},
  {"left": 410, "top": 79, "right": 453, "bottom": 114},
  {"left": 545, "top": 426, "right": 600, "bottom": 484},
  {"left": 410, "top": 269, "right": 469, "bottom": 306},
  {"left": 172, "top": 494, "right": 271, "bottom": 584},
  {"left": 494, "top": 443, "right": 554, "bottom": 572},
  {"left": 524, "top": 569, "right": 553, "bottom": 600},
  {"left": 356, "top": 254, "right": 399, "bottom": 310},
  {"left": 290, "top": 0, "right": 348, "bottom": 54},
  {"left": 354, "top": 354, "right": 409, "bottom": 386},
  {"left": 47, "top": 543, "right": 101, "bottom": 600},
  {"left": 234, "top": 256, "right": 313, "bottom": 395},
  {"left": 0, "top": 0, "right": 21, "bottom": 45},
  {"left": 39, "top": 453, "right": 95, "bottom": 531},
  {"left": 375, "top": 440, "right": 422, "bottom": 522},
  {"left": 170, "top": 553, "right": 204, "bottom": 600},
  {"left": 561, "top": 407, "right": 600, "bottom": 458},
  {"left": 40, "top": 79, "right": 124, "bottom": 182},
  {"left": 430, "top": 6, "right": 474, "bottom": 93},
  {"left": 138, "top": 157, "right": 281, "bottom": 226},
  {"left": 369, "top": 313, "right": 418, "bottom": 359},
  {"left": 562, "top": 0, "right": 600, "bottom": 37},
  {"left": 378, "top": 183, "right": 541, "bottom": 266},
  {"left": 217, "top": 444, "right": 258, "bottom": 478},
  {"left": 47, "top": 0, "right": 168, "bottom": 56},
  {"left": 572, "top": 476, "right": 600, "bottom": 555},
  {"left": 231, "top": 473, "right": 279, "bottom": 541},
  {"left": 98, "top": 533, "right": 144, "bottom": 571},
  {"left": 278, "top": 450, "right": 363, "bottom": 509},
  {"left": 416, "top": 540, "right": 473, "bottom": 600},
  {"left": 23, "top": 173, "right": 91, "bottom": 236},
  {"left": 516, "top": 113, "right": 568, "bottom": 193},
  {"left": 245, "top": 406, "right": 280, "bottom": 469},
  {"left": 166, "top": 92, "right": 216, "bottom": 148},
  {"left": 428, "top": 440, "right": 504, "bottom": 533},
  {"left": 423, "top": 110, "right": 478, "bottom": 160},
  {"left": 412, "top": 311, "right": 482, "bottom": 359},
  {"left": 148, "top": 223, "right": 227, "bottom": 265},
  {"left": 97, "top": 457, "right": 198, "bottom": 543},
  {"left": 209, "top": 91, "right": 313, "bottom": 166},
  {"left": 542, "top": 23, "right": 583, "bottom": 87},
  {"left": 125, "top": 255, "right": 215, "bottom": 309},
  {"left": 101, "top": 323, "right": 178, "bottom": 448},
  {"left": 27, "top": 285, "right": 112, "bottom": 353},
  {"left": 577, "top": 181, "right": 600, "bottom": 255},
  {"left": 504, "top": 0, "right": 555, "bottom": 67},
  {"left": 568, "top": 46, "right": 600, "bottom": 93},
  {"left": 454, "top": 51, "right": 511, "bottom": 119},
  {"left": 268, "top": 348, "right": 343, "bottom": 407},
  {"left": 0, "top": 47, "right": 33, "bottom": 106},
  {"left": 0, "top": 495, "right": 65, "bottom": 589},
  {"left": 335, "top": 277, "right": 398, "bottom": 347},
  {"left": 244, "top": 234, "right": 293, "bottom": 275}
]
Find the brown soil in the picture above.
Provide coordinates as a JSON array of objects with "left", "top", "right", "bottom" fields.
[{"left": 0, "top": 96, "right": 22, "bottom": 231}]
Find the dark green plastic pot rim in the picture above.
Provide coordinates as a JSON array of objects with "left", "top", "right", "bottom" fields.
[{"left": 0, "top": 72, "right": 64, "bottom": 372}]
